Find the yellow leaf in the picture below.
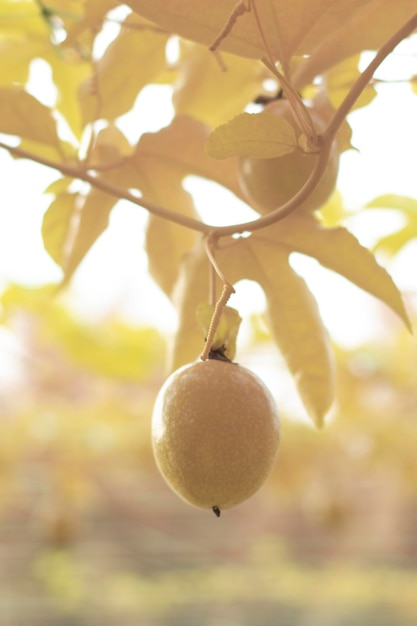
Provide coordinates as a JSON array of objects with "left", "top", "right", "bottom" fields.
[
  {"left": 242, "top": 239, "right": 334, "bottom": 426},
  {"left": 145, "top": 198, "right": 198, "bottom": 297},
  {"left": 292, "top": 0, "right": 417, "bottom": 88},
  {"left": 126, "top": 0, "right": 264, "bottom": 60},
  {"left": 88, "top": 124, "right": 133, "bottom": 167},
  {"left": 63, "top": 0, "right": 116, "bottom": 48},
  {"left": 48, "top": 50, "right": 91, "bottom": 140},
  {"left": 173, "top": 42, "right": 266, "bottom": 127},
  {"left": 62, "top": 189, "right": 116, "bottom": 284},
  {"left": 0, "top": 87, "right": 60, "bottom": 148},
  {"left": 324, "top": 54, "right": 377, "bottom": 111},
  {"left": 42, "top": 188, "right": 116, "bottom": 283},
  {"left": 128, "top": 0, "right": 417, "bottom": 89},
  {"left": 0, "top": 38, "right": 46, "bottom": 86},
  {"left": 79, "top": 13, "right": 169, "bottom": 124},
  {"left": 255, "top": 214, "right": 412, "bottom": 331},
  {"left": 18, "top": 137, "right": 76, "bottom": 163},
  {"left": 0, "top": 0, "right": 50, "bottom": 38},
  {"left": 205, "top": 111, "right": 297, "bottom": 159},
  {"left": 44, "top": 177, "right": 73, "bottom": 195},
  {"left": 366, "top": 194, "right": 417, "bottom": 214},
  {"left": 42, "top": 192, "right": 76, "bottom": 268},
  {"left": 170, "top": 239, "right": 211, "bottom": 370},
  {"left": 366, "top": 194, "right": 417, "bottom": 256}
]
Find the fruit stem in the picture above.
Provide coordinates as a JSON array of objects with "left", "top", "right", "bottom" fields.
[{"left": 200, "top": 283, "right": 235, "bottom": 361}]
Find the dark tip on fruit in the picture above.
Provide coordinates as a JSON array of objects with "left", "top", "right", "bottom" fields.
[{"left": 212, "top": 506, "right": 221, "bottom": 517}]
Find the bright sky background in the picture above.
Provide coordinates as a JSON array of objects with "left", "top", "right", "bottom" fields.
[{"left": 0, "top": 28, "right": 416, "bottom": 382}]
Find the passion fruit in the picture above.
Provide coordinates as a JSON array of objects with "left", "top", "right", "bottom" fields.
[
  {"left": 152, "top": 358, "right": 280, "bottom": 515},
  {"left": 239, "top": 99, "right": 340, "bottom": 213}
]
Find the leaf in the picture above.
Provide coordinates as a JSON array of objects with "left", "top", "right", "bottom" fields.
[
  {"left": 0, "top": 87, "right": 60, "bottom": 148},
  {"left": 205, "top": 112, "right": 297, "bottom": 159},
  {"left": 79, "top": 13, "right": 169, "bottom": 124},
  {"left": 173, "top": 42, "right": 266, "bottom": 127},
  {"left": 145, "top": 194, "right": 198, "bottom": 297},
  {"left": 254, "top": 213, "right": 412, "bottom": 331},
  {"left": 48, "top": 50, "right": 91, "bottom": 140},
  {"left": 244, "top": 239, "right": 335, "bottom": 426},
  {"left": 324, "top": 54, "right": 377, "bottom": 111},
  {"left": 64, "top": 0, "right": 117, "bottom": 49},
  {"left": 0, "top": 38, "right": 45, "bottom": 87},
  {"left": 366, "top": 194, "right": 417, "bottom": 214},
  {"left": 317, "top": 191, "right": 352, "bottom": 228},
  {"left": 291, "top": 1, "right": 417, "bottom": 88},
  {"left": 169, "top": 239, "right": 212, "bottom": 370},
  {"left": 42, "top": 188, "right": 117, "bottom": 284},
  {"left": 0, "top": 0, "right": 51, "bottom": 38},
  {"left": 365, "top": 194, "right": 417, "bottom": 256},
  {"left": 42, "top": 192, "right": 77, "bottom": 268},
  {"left": 127, "top": 0, "right": 417, "bottom": 87},
  {"left": 126, "top": 0, "right": 264, "bottom": 60}
]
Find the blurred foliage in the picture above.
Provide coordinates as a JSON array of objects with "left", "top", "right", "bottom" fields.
[{"left": 0, "top": 289, "right": 416, "bottom": 622}]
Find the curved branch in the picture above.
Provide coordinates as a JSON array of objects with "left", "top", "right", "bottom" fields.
[
  {"left": 0, "top": 138, "right": 330, "bottom": 239},
  {"left": 0, "top": 141, "right": 210, "bottom": 235},
  {"left": 213, "top": 137, "right": 333, "bottom": 238}
]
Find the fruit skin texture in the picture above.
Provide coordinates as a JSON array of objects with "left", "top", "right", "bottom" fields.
[
  {"left": 239, "top": 100, "right": 340, "bottom": 214},
  {"left": 152, "top": 359, "right": 280, "bottom": 512}
]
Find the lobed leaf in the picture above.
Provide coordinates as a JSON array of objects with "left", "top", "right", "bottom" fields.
[
  {"left": 205, "top": 112, "right": 297, "bottom": 159},
  {"left": 239, "top": 238, "right": 335, "bottom": 427},
  {"left": 127, "top": 0, "right": 417, "bottom": 89},
  {"left": 254, "top": 214, "right": 411, "bottom": 331}
]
